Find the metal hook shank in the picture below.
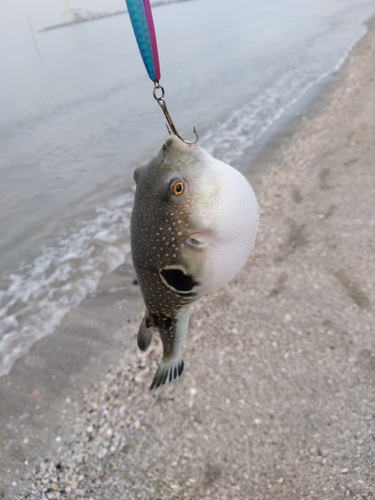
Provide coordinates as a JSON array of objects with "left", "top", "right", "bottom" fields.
[{"left": 153, "top": 83, "right": 198, "bottom": 144}]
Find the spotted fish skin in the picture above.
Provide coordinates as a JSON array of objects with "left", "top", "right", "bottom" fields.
[{"left": 130, "top": 135, "right": 259, "bottom": 389}]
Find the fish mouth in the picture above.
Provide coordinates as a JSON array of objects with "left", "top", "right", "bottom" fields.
[{"left": 163, "top": 135, "right": 195, "bottom": 150}]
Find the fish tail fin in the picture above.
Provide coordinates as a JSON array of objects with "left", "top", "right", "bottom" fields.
[
  {"left": 137, "top": 316, "right": 154, "bottom": 352},
  {"left": 149, "top": 307, "right": 190, "bottom": 390},
  {"left": 150, "top": 358, "right": 184, "bottom": 390}
]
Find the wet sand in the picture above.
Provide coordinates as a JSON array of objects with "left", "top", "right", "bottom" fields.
[{"left": 1, "top": 16, "right": 375, "bottom": 500}]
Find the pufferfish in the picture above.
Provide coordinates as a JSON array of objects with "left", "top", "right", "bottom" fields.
[{"left": 130, "top": 135, "right": 259, "bottom": 390}]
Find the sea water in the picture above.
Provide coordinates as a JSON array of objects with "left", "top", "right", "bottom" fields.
[{"left": 1, "top": 0, "right": 374, "bottom": 375}]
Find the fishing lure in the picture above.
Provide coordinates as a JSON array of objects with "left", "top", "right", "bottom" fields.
[
  {"left": 125, "top": 0, "right": 160, "bottom": 82},
  {"left": 125, "top": 0, "right": 197, "bottom": 143}
]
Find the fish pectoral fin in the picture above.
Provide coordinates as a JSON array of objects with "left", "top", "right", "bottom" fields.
[
  {"left": 159, "top": 265, "right": 198, "bottom": 294},
  {"left": 150, "top": 358, "right": 184, "bottom": 390},
  {"left": 137, "top": 316, "right": 155, "bottom": 352}
]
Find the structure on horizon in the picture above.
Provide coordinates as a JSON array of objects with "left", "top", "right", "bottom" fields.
[
  {"left": 62, "top": 0, "right": 111, "bottom": 24},
  {"left": 38, "top": 0, "right": 126, "bottom": 32},
  {"left": 38, "top": 0, "right": 190, "bottom": 33}
]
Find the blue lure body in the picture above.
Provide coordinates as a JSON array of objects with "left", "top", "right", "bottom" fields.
[{"left": 125, "top": 0, "right": 161, "bottom": 82}]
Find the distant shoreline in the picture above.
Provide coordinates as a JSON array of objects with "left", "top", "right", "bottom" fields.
[
  {"left": 38, "top": 11, "right": 127, "bottom": 33},
  {"left": 37, "top": 0, "right": 192, "bottom": 33}
]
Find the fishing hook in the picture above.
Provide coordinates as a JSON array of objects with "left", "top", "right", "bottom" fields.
[{"left": 153, "top": 83, "right": 199, "bottom": 144}]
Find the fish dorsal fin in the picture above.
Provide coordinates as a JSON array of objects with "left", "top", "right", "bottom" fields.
[{"left": 159, "top": 266, "right": 198, "bottom": 294}]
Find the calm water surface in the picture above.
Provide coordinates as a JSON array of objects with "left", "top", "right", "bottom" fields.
[{"left": 1, "top": 0, "right": 374, "bottom": 375}]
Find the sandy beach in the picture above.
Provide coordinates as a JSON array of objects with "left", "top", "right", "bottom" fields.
[{"left": 1, "top": 15, "right": 375, "bottom": 500}]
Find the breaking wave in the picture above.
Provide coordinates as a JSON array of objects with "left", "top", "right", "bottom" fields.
[{"left": 0, "top": 193, "right": 133, "bottom": 376}]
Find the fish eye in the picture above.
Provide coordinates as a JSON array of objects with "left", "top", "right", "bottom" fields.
[{"left": 170, "top": 179, "right": 185, "bottom": 196}]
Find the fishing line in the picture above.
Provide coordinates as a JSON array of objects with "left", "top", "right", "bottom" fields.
[{"left": 125, "top": 0, "right": 198, "bottom": 143}]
